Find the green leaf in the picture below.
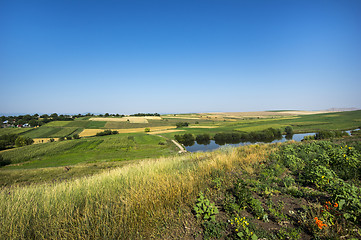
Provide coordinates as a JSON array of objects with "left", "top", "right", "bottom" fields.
[{"left": 338, "top": 199, "right": 345, "bottom": 210}]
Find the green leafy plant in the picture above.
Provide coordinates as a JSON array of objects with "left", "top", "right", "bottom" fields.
[{"left": 194, "top": 192, "right": 219, "bottom": 221}]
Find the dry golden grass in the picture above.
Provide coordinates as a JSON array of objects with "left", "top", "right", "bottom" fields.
[
  {"left": 0, "top": 143, "right": 275, "bottom": 239},
  {"left": 89, "top": 116, "right": 162, "bottom": 123},
  {"left": 144, "top": 116, "right": 162, "bottom": 120},
  {"left": 33, "top": 138, "right": 59, "bottom": 144},
  {"left": 79, "top": 126, "right": 177, "bottom": 136},
  {"left": 79, "top": 129, "right": 104, "bottom": 137},
  {"left": 147, "top": 129, "right": 185, "bottom": 135},
  {"left": 164, "top": 116, "right": 201, "bottom": 120}
]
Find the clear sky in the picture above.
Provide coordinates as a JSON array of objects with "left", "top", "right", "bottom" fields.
[{"left": 1, "top": 0, "right": 361, "bottom": 115}]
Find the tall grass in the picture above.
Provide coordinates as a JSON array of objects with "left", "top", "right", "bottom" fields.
[{"left": 0, "top": 144, "right": 275, "bottom": 239}]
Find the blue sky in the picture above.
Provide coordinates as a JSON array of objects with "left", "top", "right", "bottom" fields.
[{"left": 1, "top": 0, "right": 360, "bottom": 115}]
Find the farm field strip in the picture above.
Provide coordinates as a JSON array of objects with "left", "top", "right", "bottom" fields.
[
  {"left": 147, "top": 129, "right": 185, "bottom": 134},
  {"left": 79, "top": 126, "right": 177, "bottom": 137},
  {"left": 89, "top": 116, "right": 162, "bottom": 123},
  {"left": 187, "top": 125, "right": 218, "bottom": 128},
  {"left": 33, "top": 138, "right": 59, "bottom": 144}
]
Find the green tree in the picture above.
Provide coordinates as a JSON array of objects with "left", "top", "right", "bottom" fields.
[
  {"left": 15, "top": 136, "right": 34, "bottom": 147},
  {"left": 285, "top": 126, "right": 294, "bottom": 135},
  {"left": 29, "top": 119, "right": 38, "bottom": 127},
  {"left": 0, "top": 155, "right": 11, "bottom": 167},
  {"left": 145, "top": 128, "right": 150, "bottom": 132}
]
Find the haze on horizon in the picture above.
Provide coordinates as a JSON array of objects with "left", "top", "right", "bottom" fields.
[{"left": 1, "top": 0, "right": 361, "bottom": 115}]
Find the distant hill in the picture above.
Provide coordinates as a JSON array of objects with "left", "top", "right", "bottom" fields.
[{"left": 325, "top": 107, "right": 360, "bottom": 112}]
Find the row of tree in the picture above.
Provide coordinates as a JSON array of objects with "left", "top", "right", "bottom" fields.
[
  {"left": 174, "top": 128, "right": 284, "bottom": 146},
  {"left": 1, "top": 113, "right": 74, "bottom": 127},
  {"left": 0, "top": 134, "right": 33, "bottom": 150},
  {"left": 1, "top": 112, "right": 164, "bottom": 127},
  {"left": 130, "top": 113, "right": 160, "bottom": 117}
]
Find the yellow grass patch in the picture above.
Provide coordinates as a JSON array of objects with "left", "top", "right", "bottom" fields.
[
  {"left": 144, "top": 116, "right": 162, "bottom": 120},
  {"left": 164, "top": 117, "right": 201, "bottom": 120},
  {"left": 79, "top": 126, "right": 177, "bottom": 137},
  {"left": 147, "top": 130, "right": 185, "bottom": 135},
  {"left": 89, "top": 116, "right": 163, "bottom": 123},
  {"left": 33, "top": 138, "right": 59, "bottom": 144},
  {"left": 115, "top": 126, "right": 177, "bottom": 133},
  {"left": 79, "top": 129, "right": 104, "bottom": 137},
  {"left": 90, "top": 117, "right": 148, "bottom": 123}
]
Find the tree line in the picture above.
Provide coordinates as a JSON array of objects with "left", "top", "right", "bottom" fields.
[{"left": 175, "top": 128, "right": 284, "bottom": 146}]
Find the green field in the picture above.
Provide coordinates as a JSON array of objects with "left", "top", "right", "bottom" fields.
[
  {"left": 0, "top": 133, "right": 177, "bottom": 186},
  {"left": 161, "top": 110, "right": 361, "bottom": 138},
  {"left": 9, "top": 111, "right": 360, "bottom": 140},
  {"left": 0, "top": 127, "right": 32, "bottom": 135},
  {"left": 1, "top": 110, "right": 360, "bottom": 187}
]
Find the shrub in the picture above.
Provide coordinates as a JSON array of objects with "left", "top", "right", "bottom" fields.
[
  {"left": 15, "top": 136, "right": 34, "bottom": 147},
  {"left": 315, "top": 130, "right": 348, "bottom": 140},
  {"left": 196, "top": 134, "right": 210, "bottom": 144},
  {"left": 174, "top": 133, "right": 195, "bottom": 146},
  {"left": 144, "top": 128, "right": 150, "bottom": 132},
  {"left": 96, "top": 130, "right": 116, "bottom": 136},
  {"left": 0, "top": 155, "right": 11, "bottom": 167},
  {"left": 176, "top": 122, "right": 189, "bottom": 128},
  {"left": 73, "top": 134, "right": 80, "bottom": 139},
  {"left": 285, "top": 126, "right": 294, "bottom": 135}
]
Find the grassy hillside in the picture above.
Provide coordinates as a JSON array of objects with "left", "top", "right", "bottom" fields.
[
  {"left": 0, "top": 133, "right": 178, "bottom": 186},
  {"left": 1, "top": 138, "right": 360, "bottom": 239}
]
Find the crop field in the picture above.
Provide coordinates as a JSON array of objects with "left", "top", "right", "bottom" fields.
[
  {"left": 210, "top": 110, "right": 329, "bottom": 118},
  {"left": 0, "top": 128, "right": 32, "bottom": 135},
  {"left": 78, "top": 129, "right": 104, "bottom": 137},
  {"left": 147, "top": 129, "right": 185, "bottom": 135},
  {"left": 33, "top": 138, "right": 59, "bottom": 144},
  {"left": 79, "top": 126, "right": 178, "bottom": 137},
  {"left": 21, "top": 126, "right": 82, "bottom": 138},
  {"left": 187, "top": 125, "right": 218, "bottom": 128},
  {"left": 21, "top": 127, "right": 62, "bottom": 138},
  {"left": 90, "top": 116, "right": 162, "bottom": 123},
  {"left": 43, "top": 121, "right": 71, "bottom": 127},
  {"left": 50, "top": 127, "right": 79, "bottom": 137}
]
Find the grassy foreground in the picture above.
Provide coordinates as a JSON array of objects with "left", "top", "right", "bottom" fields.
[
  {"left": 0, "top": 144, "right": 273, "bottom": 239},
  {"left": 1, "top": 136, "right": 361, "bottom": 239}
]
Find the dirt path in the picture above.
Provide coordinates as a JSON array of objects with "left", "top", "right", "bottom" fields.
[
  {"left": 155, "top": 134, "right": 187, "bottom": 153},
  {"left": 171, "top": 139, "right": 187, "bottom": 153}
]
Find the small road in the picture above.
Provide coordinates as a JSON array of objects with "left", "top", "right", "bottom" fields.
[
  {"left": 171, "top": 140, "right": 187, "bottom": 153},
  {"left": 154, "top": 134, "right": 187, "bottom": 153}
]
